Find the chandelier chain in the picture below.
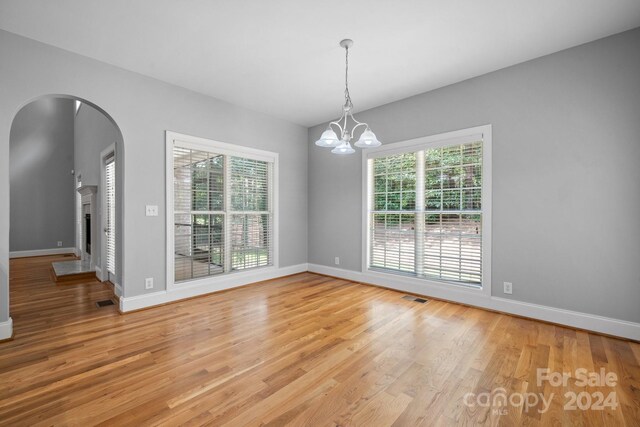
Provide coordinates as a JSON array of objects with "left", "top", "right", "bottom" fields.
[{"left": 344, "top": 45, "right": 352, "bottom": 109}]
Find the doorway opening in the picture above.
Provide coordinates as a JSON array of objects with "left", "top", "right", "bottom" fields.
[{"left": 9, "top": 94, "right": 124, "bottom": 308}]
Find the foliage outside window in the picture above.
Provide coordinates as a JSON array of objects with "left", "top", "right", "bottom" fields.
[
  {"left": 369, "top": 140, "right": 484, "bottom": 286},
  {"left": 173, "top": 147, "right": 273, "bottom": 282}
]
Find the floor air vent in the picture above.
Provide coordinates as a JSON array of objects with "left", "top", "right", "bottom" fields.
[
  {"left": 96, "top": 300, "right": 115, "bottom": 308},
  {"left": 402, "top": 295, "right": 428, "bottom": 303}
]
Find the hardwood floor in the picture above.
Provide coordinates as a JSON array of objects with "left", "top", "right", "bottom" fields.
[{"left": 1, "top": 255, "right": 638, "bottom": 426}]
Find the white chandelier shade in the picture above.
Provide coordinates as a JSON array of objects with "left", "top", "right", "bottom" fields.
[
  {"left": 354, "top": 128, "right": 381, "bottom": 148},
  {"left": 315, "top": 128, "right": 341, "bottom": 147},
  {"left": 331, "top": 140, "right": 355, "bottom": 155},
  {"left": 314, "top": 39, "right": 381, "bottom": 154}
]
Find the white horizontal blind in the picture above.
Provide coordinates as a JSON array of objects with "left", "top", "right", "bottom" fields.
[
  {"left": 424, "top": 142, "right": 482, "bottom": 284},
  {"left": 105, "top": 155, "right": 116, "bottom": 275},
  {"left": 173, "top": 145, "right": 273, "bottom": 282},
  {"left": 230, "top": 157, "right": 273, "bottom": 270},
  {"left": 173, "top": 147, "right": 225, "bottom": 281},
  {"left": 368, "top": 139, "right": 484, "bottom": 286},
  {"left": 370, "top": 153, "right": 416, "bottom": 273}
]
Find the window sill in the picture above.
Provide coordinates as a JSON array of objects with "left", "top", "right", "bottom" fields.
[
  {"left": 363, "top": 267, "right": 489, "bottom": 298},
  {"left": 367, "top": 267, "right": 483, "bottom": 291},
  {"left": 168, "top": 264, "right": 277, "bottom": 291}
]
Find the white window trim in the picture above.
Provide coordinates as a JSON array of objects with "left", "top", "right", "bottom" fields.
[
  {"left": 361, "top": 124, "right": 492, "bottom": 297},
  {"left": 99, "top": 143, "right": 116, "bottom": 283},
  {"left": 166, "top": 131, "right": 279, "bottom": 291}
]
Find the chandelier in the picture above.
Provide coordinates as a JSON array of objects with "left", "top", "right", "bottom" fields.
[{"left": 315, "top": 39, "right": 381, "bottom": 154}]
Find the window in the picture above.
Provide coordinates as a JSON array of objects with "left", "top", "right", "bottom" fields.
[
  {"left": 230, "top": 158, "right": 272, "bottom": 270},
  {"left": 168, "top": 132, "right": 277, "bottom": 284},
  {"left": 105, "top": 154, "right": 116, "bottom": 275},
  {"left": 365, "top": 127, "right": 491, "bottom": 288}
]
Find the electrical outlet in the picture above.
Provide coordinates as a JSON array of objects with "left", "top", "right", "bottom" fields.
[
  {"left": 57, "top": 241, "right": 63, "bottom": 247},
  {"left": 145, "top": 205, "right": 159, "bottom": 217},
  {"left": 503, "top": 282, "right": 513, "bottom": 294},
  {"left": 145, "top": 277, "right": 154, "bottom": 289},
  {"left": 335, "top": 257, "right": 340, "bottom": 265}
]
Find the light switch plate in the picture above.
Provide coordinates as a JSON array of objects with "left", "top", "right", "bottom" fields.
[{"left": 145, "top": 205, "right": 159, "bottom": 217}]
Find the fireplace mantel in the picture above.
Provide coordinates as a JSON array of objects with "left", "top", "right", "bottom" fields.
[
  {"left": 77, "top": 185, "right": 98, "bottom": 267},
  {"left": 77, "top": 185, "right": 98, "bottom": 197}
]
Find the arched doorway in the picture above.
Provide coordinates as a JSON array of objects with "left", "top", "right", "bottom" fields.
[{"left": 9, "top": 94, "right": 124, "bottom": 326}]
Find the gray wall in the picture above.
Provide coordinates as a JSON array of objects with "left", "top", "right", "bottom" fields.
[
  {"left": 0, "top": 29, "right": 308, "bottom": 323},
  {"left": 74, "top": 102, "right": 124, "bottom": 285},
  {"left": 75, "top": 103, "right": 121, "bottom": 185},
  {"left": 309, "top": 28, "right": 640, "bottom": 323},
  {"left": 9, "top": 97, "right": 75, "bottom": 252},
  {"left": 2, "top": 26, "right": 638, "bottom": 327}
]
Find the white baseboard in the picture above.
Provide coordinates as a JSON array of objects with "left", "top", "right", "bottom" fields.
[
  {"left": 113, "top": 281, "right": 123, "bottom": 297},
  {"left": 307, "top": 264, "right": 640, "bottom": 341},
  {"left": 0, "top": 318, "right": 13, "bottom": 340},
  {"left": 9, "top": 247, "right": 76, "bottom": 259},
  {"left": 120, "top": 263, "right": 308, "bottom": 312},
  {"left": 116, "top": 261, "right": 639, "bottom": 341},
  {"left": 489, "top": 297, "right": 640, "bottom": 341},
  {"left": 96, "top": 269, "right": 122, "bottom": 297}
]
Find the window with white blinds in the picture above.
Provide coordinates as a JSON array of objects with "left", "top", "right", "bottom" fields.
[
  {"left": 370, "top": 153, "right": 417, "bottom": 273},
  {"left": 105, "top": 155, "right": 116, "bottom": 275},
  {"left": 366, "top": 130, "right": 490, "bottom": 288},
  {"left": 170, "top": 135, "right": 276, "bottom": 284},
  {"left": 230, "top": 157, "right": 272, "bottom": 270}
]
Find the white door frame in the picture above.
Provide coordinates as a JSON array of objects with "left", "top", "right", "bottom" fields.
[{"left": 99, "top": 143, "right": 116, "bottom": 283}]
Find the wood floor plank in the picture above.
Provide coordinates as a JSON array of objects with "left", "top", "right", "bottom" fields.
[{"left": 0, "top": 255, "right": 638, "bottom": 426}]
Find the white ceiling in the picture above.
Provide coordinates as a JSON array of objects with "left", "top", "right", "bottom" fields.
[{"left": 1, "top": 1, "right": 639, "bottom": 127}]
